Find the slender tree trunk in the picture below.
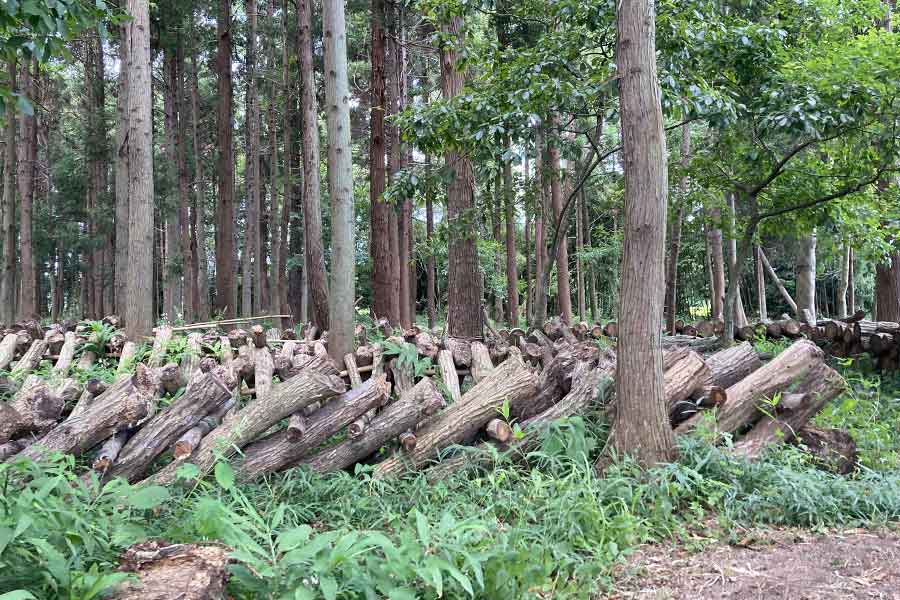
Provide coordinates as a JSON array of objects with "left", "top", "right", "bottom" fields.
[
  {"left": 115, "top": 25, "right": 130, "bottom": 319},
  {"left": 441, "top": 15, "right": 482, "bottom": 338},
  {"left": 585, "top": 195, "right": 598, "bottom": 321},
  {"left": 175, "top": 43, "right": 196, "bottom": 322},
  {"left": 17, "top": 59, "right": 37, "bottom": 319},
  {"left": 575, "top": 189, "right": 586, "bottom": 321},
  {"left": 397, "top": 6, "right": 412, "bottom": 329},
  {"left": 707, "top": 208, "right": 726, "bottom": 320},
  {"left": 492, "top": 169, "right": 503, "bottom": 321},
  {"left": 875, "top": 252, "right": 900, "bottom": 322},
  {"left": 125, "top": 0, "right": 155, "bottom": 339},
  {"left": 242, "top": 0, "right": 261, "bottom": 317},
  {"left": 264, "top": 0, "right": 280, "bottom": 318},
  {"left": 297, "top": 0, "right": 329, "bottom": 330},
  {"left": 532, "top": 128, "right": 548, "bottom": 326},
  {"left": 756, "top": 246, "right": 767, "bottom": 321},
  {"left": 276, "top": 3, "right": 292, "bottom": 326},
  {"left": 726, "top": 193, "right": 748, "bottom": 328},
  {"left": 385, "top": 11, "right": 402, "bottom": 325},
  {"left": 548, "top": 117, "right": 572, "bottom": 323},
  {"left": 163, "top": 51, "right": 182, "bottom": 320},
  {"left": 323, "top": 0, "right": 355, "bottom": 361},
  {"left": 848, "top": 248, "right": 856, "bottom": 314},
  {"left": 215, "top": 0, "right": 236, "bottom": 317},
  {"left": 425, "top": 157, "right": 436, "bottom": 329},
  {"left": 0, "top": 59, "right": 17, "bottom": 325},
  {"left": 190, "top": 40, "right": 210, "bottom": 320},
  {"left": 836, "top": 244, "right": 850, "bottom": 318},
  {"left": 604, "top": 0, "right": 675, "bottom": 467},
  {"left": 796, "top": 233, "right": 817, "bottom": 322},
  {"left": 504, "top": 140, "right": 519, "bottom": 327},
  {"left": 524, "top": 156, "right": 533, "bottom": 324},
  {"left": 664, "top": 125, "right": 689, "bottom": 333}
]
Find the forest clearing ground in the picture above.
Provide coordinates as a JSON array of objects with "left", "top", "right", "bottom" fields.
[{"left": 602, "top": 526, "right": 900, "bottom": 599}]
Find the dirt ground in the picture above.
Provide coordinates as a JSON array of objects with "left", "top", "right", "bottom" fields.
[{"left": 602, "top": 527, "right": 900, "bottom": 599}]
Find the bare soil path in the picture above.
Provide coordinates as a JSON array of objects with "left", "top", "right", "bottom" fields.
[{"left": 602, "top": 528, "right": 900, "bottom": 599}]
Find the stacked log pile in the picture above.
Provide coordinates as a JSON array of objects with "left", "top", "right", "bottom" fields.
[{"left": 0, "top": 313, "right": 854, "bottom": 483}]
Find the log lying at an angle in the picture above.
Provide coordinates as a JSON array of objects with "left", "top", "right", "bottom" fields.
[
  {"left": 53, "top": 331, "right": 79, "bottom": 374},
  {"left": 92, "top": 429, "right": 132, "bottom": 472},
  {"left": 109, "top": 540, "right": 231, "bottom": 600},
  {"left": 147, "top": 325, "right": 173, "bottom": 368},
  {"left": 426, "top": 366, "right": 615, "bottom": 481},
  {"left": 660, "top": 335, "right": 719, "bottom": 352},
  {"left": 543, "top": 316, "right": 578, "bottom": 344},
  {"left": 16, "top": 364, "right": 160, "bottom": 462},
  {"left": 173, "top": 395, "right": 237, "bottom": 460},
  {"left": 374, "top": 353, "right": 538, "bottom": 477},
  {"left": 793, "top": 426, "right": 858, "bottom": 475},
  {"left": 469, "top": 341, "right": 495, "bottom": 382},
  {"left": 0, "top": 378, "right": 65, "bottom": 444},
  {"left": 301, "top": 377, "right": 446, "bottom": 474},
  {"left": 104, "top": 369, "right": 237, "bottom": 482},
  {"left": 705, "top": 342, "right": 762, "bottom": 388},
  {"left": 0, "top": 333, "right": 18, "bottom": 370},
  {"left": 180, "top": 333, "right": 203, "bottom": 382},
  {"left": 445, "top": 337, "right": 473, "bottom": 368},
  {"left": 235, "top": 375, "right": 390, "bottom": 480},
  {"left": 146, "top": 369, "right": 346, "bottom": 485},
  {"left": 522, "top": 342, "right": 614, "bottom": 421},
  {"left": 11, "top": 339, "right": 48, "bottom": 377},
  {"left": 731, "top": 361, "right": 846, "bottom": 460},
  {"left": 675, "top": 339, "right": 828, "bottom": 437},
  {"left": 664, "top": 350, "right": 711, "bottom": 419}
]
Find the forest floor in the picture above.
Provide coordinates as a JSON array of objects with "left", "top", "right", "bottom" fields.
[{"left": 604, "top": 525, "right": 900, "bottom": 599}]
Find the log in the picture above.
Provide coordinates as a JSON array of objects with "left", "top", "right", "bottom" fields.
[
  {"left": 543, "top": 316, "right": 578, "bottom": 344},
  {"left": 286, "top": 413, "right": 307, "bottom": 442},
  {"left": 53, "top": 332, "right": 79, "bottom": 374},
  {"left": 146, "top": 369, "right": 346, "bottom": 485},
  {"left": 437, "top": 349, "right": 462, "bottom": 404},
  {"left": 399, "top": 430, "right": 417, "bottom": 451},
  {"left": 158, "top": 363, "right": 186, "bottom": 395},
  {"left": 0, "top": 378, "right": 65, "bottom": 444},
  {"left": 12, "top": 339, "right": 48, "bottom": 377},
  {"left": 344, "top": 353, "right": 362, "bottom": 388},
  {"left": 485, "top": 418, "right": 512, "bottom": 443},
  {"left": 414, "top": 331, "right": 440, "bottom": 359},
  {"left": 172, "top": 395, "right": 237, "bottom": 460},
  {"left": 731, "top": 361, "right": 845, "bottom": 459},
  {"left": 602, "top": 321, "right": 618, "bottom": 338},
  {"left": 18, "top": 365, "right": 160, "bottom": 462},
  {"left": 148, "top": 326, "right": 173, "bottom": 368},
  {"left": 250, "top": 324, "right": 267, "bottom": 348},
  {"left": 695, "top": 320, "right": 717, "bottom": 338},
  {"left": 180, "top": 333, "right": 203, "bottom": 381},
  {"left": 105, "top": 370, "right": 236, "bottom": 482},
  {"left": 354, "top": 344, "right": 374, "bottom": 367},
  {"left": 54, "top": 378, "right": 83, "bottom": 405},
  {"left": 374, "top": 354, "right": 538, "bottom": 477},
  {"left": 794, "top": 426, "right": 857, "bottom": 475},
  {"left": 92, "top": 430, "right": 132, "bottom": 472},
  {"left": 117, "top": 341, "right": 138, "bottom": 375},
  {"left": 0, "top": 333, "right": 17, "bottom": 370},
  {"left": 469, "top": 341, "right": 494, "bottom": 383},
  {"left": 445, "top": 337, "right": 472, "bottom": 367},
  {"left": 299, "top": 377, "right": 444, "bottom": 473},
  {"left": 676, "top": 339, "right": 828, "bottom": 437},
  {"left": 218, "top": 336, "right": 233, "bottom": 366},
  {"left": 0, "top": 439, "right": 29, "bottom": 461},
  {"left": 227, "top": 328, "right": 248, "bottom": 349},
  {"left": 109, "top": 541, "right": 230, "bottom": 600},
  {"left": 235, "top": 375, "right": 390, "bottom": 480},
  {"left": 664, "top": 350, "right": 711, "bottom": 418},
  {"left": 390, "top": 358, "right": 414, "bottom": 396},
  {"left": 705, "top": 342, "right": 762, "bottom": 389},
  {"left": 251, "top": 346, "right": 274, "bottom": 398},
  {"left": 759, "top": 248, "right": 798, "bottom": 314}
]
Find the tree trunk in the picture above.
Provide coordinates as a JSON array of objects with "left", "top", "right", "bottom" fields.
[
  {"left": 603, "top": 0, "right": 676, "bottom": 467},
  {"left": 725, "top": 193, "right": 748, "bottom": 328},
  {"left": 298, "top": 0, "right": 330, "bottom": 331},
  {"left": 796, "top": 233, "right": 818, "bottom": 323},
  {"left": 505, "top": 140, "right": 519, "bottom": 327},
  {"left": 125, "top": 0, "right": 155, "bottom": 339},
  {"left": 163, "top": 51, "right": 183, "bottom": 320},
  {"left": 110, "top": 542, "right": 230, "bottom": 600},
  {"left": 585, "top": 195, "right": 598, "bottom": 321},
  {"left": 874, "top": 252, "right": 900, "bottom": 322},
  {"left": 189, "top": 42, "right": 210, "bottom": 320},
  {"left": 756, "top": 245, "right": 767, "bottom": 321},
  {"left": 242, "top": 0, "right": 261, "bottom": 317},
  {"left": 532, "top": 127, "right": 548, "bottom": 326},
  {"left": 425, "top": 156, "right": 437, "bottom": 329},
  {"left": 0, "top": 59, "right": 17, "bottom": 326},
  {"left": 492, "top": 169, "right": 504, "bottom": 321},
  {"left": 323, "top": 0, "right": 356, "bottom": 362},
  {"left": 848, "top": 248, "right": 856, "bottom": 314},
  {"left": 176, "top": 44, "right": 196, "bottom": 323},
  {"left": 397, "top": 12, "right": 412, "bottom": 329},
  {"left": 665, "top": 125, "right": 690, "bottom": 333},
  {"left": 707, "top": 209, "right": 726, "bottom": 321},
  {"left": 548, "top": 117, "right": 573, "bottom": 323},
  {"left": 442, "top": 16, "right": 482, "bottom": 339},
  {"left": 374, "top": 353, "right": 537, "bottom": 477},
  {"left": 17, "top": 59, "right": 37, "bottom": 319},
  {"left": 836, "top": 244, "right": 850, "bottom": 318},
  {"left": 575, "top": 189, "right": 586, "bottom": 320},
  {"left": 759, "top": 247, "right": 798, "bottom": 314},
  {"left": 214, "top": 0, "right": 236, "bottom": 318},
  {"left": 115, "top": 25, "right": 130, "bottom": 320}
]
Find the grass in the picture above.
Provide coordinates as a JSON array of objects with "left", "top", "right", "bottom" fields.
[{"left": 1, "top": 352, "right": 899, "bottom": 599}]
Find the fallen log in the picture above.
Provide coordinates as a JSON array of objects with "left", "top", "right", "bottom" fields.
[
  {"left": 53, "top": 332, "right": 79, "bottom": 374},
  {"left": 148, "top": 326, "right": 173, "bottom": 368},
  {"left": 437, "top": 349, "right": 462, "bottom": 404},
  {"left": 676, "top": 339, "right": 829, "bottom": 437},
  {"left": 17, "top": 365, "right": 160, "bottom": 462},
  {"left": 469, "top": 341, "right": 494, "bottom": 383},
  {"left": 794, "top": 426, "right": 858, "bottom": 474},
  {"left": 12, "top": 339, "right": 48, "bottom": 377},
  {"left": 0, "top": 378, "right": 65, "bottom": 444},
  {"left": 445, "top": 337, "right": 472, "bottom": 368},
  {"left": 146, "top": 369, "right": 346, "bottom": 485},
  {"left": 731, "top": 362, "right": 846, "bottom": 459},
  {"left": 92, "top": 430, "right": 132, "bottom": 472},
  {"left": 172, "top": 395, "right": 238, "bottom": 460},
  {"left": 158, "top": 363, "right": 186, "bottom": 395},
  {"left": 104, "top": 370, "right": 237, "bottom": 482},
  {"left": 0, "top": 333, "right": 17, "bottom": 370},
  {"left": 299, "top": 377, "right": 444, "bottom": 473},
  {"left": 109, "top": 541, "right": 230, "bottom": 600},
  {"left": 705, "top": 342, "right": 763, "bottom": 389},
  {"left": 235, "top": 375, "right": 390, "bottom": 480},
  {"left": 374, "top": 353, "right": 538, "bottom": 477},
  {"left": 664, "top": 350, "right": 711, "bottom": 418}
]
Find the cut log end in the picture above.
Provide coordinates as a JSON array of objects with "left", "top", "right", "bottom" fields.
[
  {"left": 399, "top": 431, "right": 417, "bottom": 452},
  {"left": 485, "top": 418, "right": 512, "bottom": 443}
]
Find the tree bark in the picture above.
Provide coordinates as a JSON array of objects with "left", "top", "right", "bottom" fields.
[
  {"left": 0, "top": 59, "right": 17, "bottom": 326},
  {"left": 189, "top": 42, "right": 210, "bottom": 320},
  {"left": 836, "top": 244, "right": 850, "bottom": 318},
  {"left": 707, "top": 209, "right": 726, "bottom": 321},
  {"left": 125, "top": 0, "right": 155, "bottom": 338},
  {"left": 214, "top": 0, "right": 236, "bottom": 318},
  {"left": 874, "top": 252, "right": 900, "bottom": 322},
  {"left": 441, "top": 16, "right": 483, "bottom": 339},
  {"left": 425, "top": 156, "right": 437, "bottom": 329},
  {"left": 17, "top": 58, "right": 37, "bottom": 319},
  {"left": 532, "top": 127, "right": 549, "bottom": 326},
  {"left": 163, "top": 50, "right": 183, "bottom": 320},
  {"left": 665, "top": 125, "right": 690, "bottom": 333},
  {"left": 548, "top": 117, "right": 573, "bottom": 323},
  {"left": 575, "top": 189, "right": 586, "bottom": 321},
  {"left": 603, "top": 0, "right": 676, "bottom": 467},
  {"left": 504, "top": 141, "right": 519, "bottom": 327},
  {"left": 110, "top": 541, "right": 230, "bottom": 600},
  {"left": 796, "top": 233, "right": 818, "bottom": 323},
  {"left": 848, "top": 248, "right": 856, "bottom": 314},
  {"left": 756, "top": 245, "right": 767, "bottom": 321},
  {"left": 726, "top": 193, "right": 748, "bottom": 328},
  {"left": 297, "top": 0, "right": 330, "bottom": 331}
]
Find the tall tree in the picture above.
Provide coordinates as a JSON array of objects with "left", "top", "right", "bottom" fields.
[
  {"left": 124, "top": 0, "right": 155, "bottom": 339},
  {"left": 796, "top": 233, "right": 817, "bottom": 322},
  {"left": 0, "top": 59, "right": 17, "bottom": 324},
  {"left": 189, "top": 35, "right": 209, "bottom": 320},
  {"left": 603, "top": 0, "right": 675, "bottom": 467},
  {"left": 665, "top": 125, "right": 690, "bottom": 334},
  {"left": 322, "top": 0, "right": 355, "bottom": 361},
  {"left": 163, "top": 49, "right": 183, "bottom": 319},
  {"left": 504, "top": 139, "right": 518, "bottom": 327},
  {"left": 115, "top": 25, "right": 130, "bottom": 319},
  {"left": 547, "top": 118, "right": 572, "bottom": 323},
  {"left": 215, "top": 0, "right": 236, "bottom": 318},
  {"left": 243, "top": 0, "right": 261, "bottom": 317},
  {"left": 17, "top": 58, "right": 37, "bottom": 318},
  {"left": 875, "top": 252, "right": 900, "bottom": 321},
  {"left": 441, "top": 15, "right": 482, "bottom": 338},
  {"left": 297, "top": 0, "right": 329, "bottom": 330}
]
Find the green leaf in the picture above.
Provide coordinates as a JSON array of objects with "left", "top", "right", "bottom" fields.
[
  {"left": 414, "top": 510, "right": 431, "bottom": 547},
  {"left": 277, "top": 525, "right": 312, "bottom": 552},
  {"left": 214, "top": 461, "right": 235, "bottom": 490},
  {"left": 293, "top": 588, "right": 316, "bottom": 600},
  {"left": 319, "top": 575, "right": 338, "bottom": 600},
  {"left": 175, "top": 462, "right": 200, "bottom": 481},
  {"left": 128, "top": 485, "right": 170, "bottom": 510},
  {"left": 0, "top": 592, "right": 38, "bottom": 600}
]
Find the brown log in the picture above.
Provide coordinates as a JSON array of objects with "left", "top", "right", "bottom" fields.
[
  {"left": 437, "top": 349, "right": 462, "bottom": 404},
  {"left": 508, "top": 327, "right": 526, "bottom": 347},
  {"left": 92, "top": 430, "right": 132, "bottom": 472},
  {"left": 445, "top": 337, "right": 472, "bottom": 368},
  {"left": 870, "top": 332, "right": 895, "bottom": 355},
  {"left": 218, "top": 336, "right": 233, "bottom": 366},
  {"left": 664, "top": 350, "right": 711, "bottom": 418},
  {"left": 227, "top": 328, "right": 248, "bottom": 349},
  {"left": 18, "top": 365, "right": 160, "bottom": 462},
  {"left": 469, "top": 341, "right": 494, "bottom": 383},
  {"left": 109, "top": 541, "right": 230, "bottom": 600},
  {"left": 485, "top": 418, "right": 511, "bottom": 443},
  {"left": 180, "top": 332, "right": 203, "bottom": 382},
  {"left": 354, "top": 344, "right": 374, "bottom": 367},
  {"left": 105, "top": 370, "right": 236, "bottom": 482},
  {"left": 662, "top": 347, "right": 689, "bottom": 371},
  {"left": 11, "top": 339, "right": 48, "bottom": 377},
  {"left": 286, "top": 413, "right": 307, "bottom": 441},
  {"left": 523, "top": 343, "right": 616, "bottom": 422},
  {"left": 736, "top": 325, "right": 756, "bottom": 341},
  {"left": 53, "top": 331, "right": 79, "bottom": 374},
  {"left": 344, "top": 353, "right": 362, "bottom": 388},
  {"left": 173, "top": 395, "right": 237, "bottom": 460},
  {"left": 55, "top": 378, "right": 83, "bottom": 405},
  {"left": 705, "top": 342, "right": 763, "bottom": 389},
  {"left": 300, "top": 377, "right": 444, "bottom": 473},
  {"left": 251, "top": 346, "right": 274, "bottom": 398},
  {"left": 399, "top": 430, "right": 417, "bottom": 451},
  {"left": 795, "top": 426, "right": 857, "bottom": 475},
  {"left": 0, "top": 439, "right": 29, "bottom": 461},
  {"left": 529, "top": 328, "right": 554, "bottom": 351},
  {"left": 390, "top": 358, "right": 414, "bottom": 396},
  {"left": 374, "top": 354, "right": 538, "bottom": 477},
  {"left": 158, "top": 363, "right": 187, "bottom": 395},
  {"left": 235, "top": 375, "right": 389, "bottom": 480},
  {"left": 731, "top": 362, "right": 845, "bottom": 459},
  {"left": 117, "top": 341, "right": 138, "bottom": 375},
  {"left": 250, "top": 324, "right": 267, "bottom": 348},
  {"left": 676, "top": 339, "right": 828, "bottom": 437},
  {"left": 695, "top": 320, "right": 716, "bottom": 338},
  {"left": 543, "top": 316, "right": 577, "bottom": 344},
  {"left": 602, "top": 321, "right": 618, "bottom": 338},
  {"left": 0, "top": 378, "right": 65, "bottom": 444},
  {"left": 0, "top": 333, "right": 17, "bottom": 370},
  {"left": 853, "top": 320, "right": 878, "bottom": 341},
  {"left": 414, "top": 331, "right": 440, "bottom": 359},
  {"left": 146, "top": 369, "right": 346, "bottom": 485},
  {"left": 148, "top": 326, "right": 173, "bottom": 368}
]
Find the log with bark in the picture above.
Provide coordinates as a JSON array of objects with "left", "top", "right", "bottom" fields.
[
  {"left": 0, "top": 378, "right": 65, "bottom": 444},
  {"left": 146, "top": 369, "right": 346, "bottom": 485},
  {"left": 300, "top": 377, "right": 445, "bottom": 473},
  {"left": 469, "top": 341, "right": 494, "bottom": 382},
  {"left": 374, "top": 353, "right": 538, "bottom": 477},
  {"left": 12, "top": 339, "right": 48, "bottom": 377},
  {"left": 17, "top": 365, "right": 160, "bottom": 462},
  {"left": 53, "top": 331, "right": 79, "bottom": 374},
  {"left": 705, "top": 342, "right": 763, "bottom": 388},
  {"left": 794, "top": 426, "right": 858, "bottom": 475},
  {"left": 92, "top": 430, "right": 132, "bottom": 472},
  {"left": 0, "top": 333, "right": 18, "bottom": 370},
  {"left": 148, "top": 326, "right": 173, "bottom": 368},
  {"left": 110, "top": 541, "right": 230, "bottom": 600},
  {"left": 104, "top": 369, "right": 237, "bottom": 482},
  {"left": 664, "top": 350, "right": 711, "bottom": 420},
  {"left": 445, "top": 337, "right": 472, "bottom": 368},
  {"left": 157, "top": 363, "right": 186, "bottom": 395},
  {"left": 235, "top": 375, "right": 390, "bottom": 480},
  {"left": 437, "top": 349, "right": 462, "bottom": 404},
  {"left": 172, "top": 395, "right": 238, "bottom": 460}
]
